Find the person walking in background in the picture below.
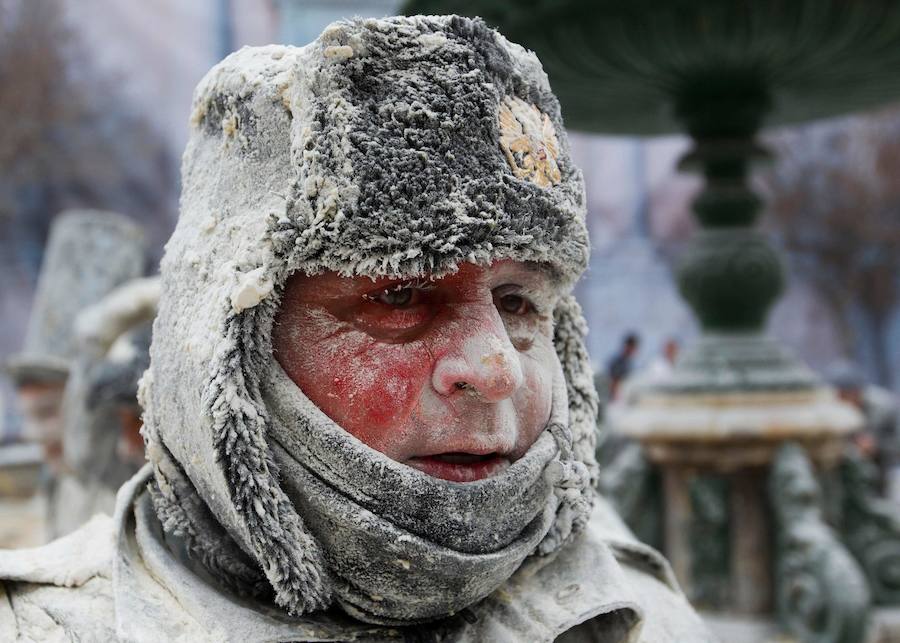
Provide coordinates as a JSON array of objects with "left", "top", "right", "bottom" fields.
[{"left": 607, "top": 332, "right": 640, "bottom": 400}]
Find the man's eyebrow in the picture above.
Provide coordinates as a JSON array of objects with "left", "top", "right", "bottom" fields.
[
  {"left": 513, "top": 262, "right": 559, "bottom": 283},
  {"left": 289, "top": 274, "right": 388, "bottom": 302},
  {"left": 525, "top": 262, "right": 554, "bottom": 276}
]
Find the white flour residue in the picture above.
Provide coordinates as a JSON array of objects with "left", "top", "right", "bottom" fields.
[{"left": 231, "top": 267, "right": 274, "bottom": 312}]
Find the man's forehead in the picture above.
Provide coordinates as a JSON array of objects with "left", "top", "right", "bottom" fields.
[{"left": 286, "top": 261, "right": 556, "bottom": 296}]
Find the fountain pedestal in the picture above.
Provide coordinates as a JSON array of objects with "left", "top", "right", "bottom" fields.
[{"left": 614, "top": 335, "right": 861, "bottom": 612}]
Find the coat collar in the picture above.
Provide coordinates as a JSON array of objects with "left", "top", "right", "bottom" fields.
[{"left": 113, "top": 466, "right": 649, "bottom": 642}]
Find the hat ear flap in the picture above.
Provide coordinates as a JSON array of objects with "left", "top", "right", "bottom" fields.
[
  {"left": 532, "top": 295, "right": 599, "bottom": 556},
  {"left": 552, "top": 295, "right": 600, "bottom": 487}
]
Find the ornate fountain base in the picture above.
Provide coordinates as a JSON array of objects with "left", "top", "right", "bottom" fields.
[{"left": 609, "top": 332, "right": 861, "bottom": 615}]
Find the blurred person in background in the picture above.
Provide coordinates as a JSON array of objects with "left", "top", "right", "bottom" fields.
[
  {"left": 8, "top": 377, "right": 67, "bottom": 470},
  {"left": 606, "top": 332, "right": 640, "bottom": 401},
  {"left": 49, "top": 277, "right": 158, "bottom": 539},
  {"left": 647, "top": 337, "right": 679, "bottom": 381},
  {"left": 827, "top": 360, "right": 900, "bottom": 500},
  {"left": 613, "top": 337, "right": 680, "bottom": 407},
  {"left": 4, "top": 212, "right": 145, "bottom": 480}
]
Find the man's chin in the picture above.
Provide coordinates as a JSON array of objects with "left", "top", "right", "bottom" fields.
[{"left": 405, "top": 454, "right": 511, "bottom": 482}]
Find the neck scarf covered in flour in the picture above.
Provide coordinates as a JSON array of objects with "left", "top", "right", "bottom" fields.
[{"left": 263, "top": 361, "right": 588, "bottom": 624}]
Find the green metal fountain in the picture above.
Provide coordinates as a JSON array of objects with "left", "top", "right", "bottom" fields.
[{"left": 401, "top": 2, "right": 900, "bottom": 641}]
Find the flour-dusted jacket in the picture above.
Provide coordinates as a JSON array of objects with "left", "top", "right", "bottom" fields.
[{"left": 0, "top": 469, "right": 714, "bottom": 642}]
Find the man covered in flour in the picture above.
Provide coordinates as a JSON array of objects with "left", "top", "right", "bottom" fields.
[{"left": 0, "top": 15, "right": 714, "bottom": 642}]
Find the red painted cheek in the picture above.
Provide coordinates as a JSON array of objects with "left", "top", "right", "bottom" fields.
[
  {"left": 338, "top": 357, "right": 423, "bottom": 434},
  {"left": 279, "top": 322, "right": 433, "bottom": 455}
]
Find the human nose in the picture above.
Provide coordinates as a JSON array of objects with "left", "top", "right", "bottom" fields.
[{"left": 431, "top": 306, "right": 524, "bottom": 402}]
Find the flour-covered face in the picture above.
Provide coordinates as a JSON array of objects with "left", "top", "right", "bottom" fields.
[
  {"left": 16, "top": 381, "right": 66, "bottom": 466},
  {"left": 273, "top": 260, "right": 562, "bottom": 483}
]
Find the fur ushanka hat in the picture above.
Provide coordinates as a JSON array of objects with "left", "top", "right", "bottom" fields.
[{"left": 141, "top": 15, "right": 598, "bottom": 625}]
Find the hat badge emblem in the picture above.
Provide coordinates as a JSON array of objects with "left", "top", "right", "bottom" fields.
[{"left": 498, "top": 96, "right": 562, "bottom": 188}]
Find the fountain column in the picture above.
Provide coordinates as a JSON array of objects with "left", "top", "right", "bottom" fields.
[{"left": 614, "top": 77, "right": 861, "bottom": 613}]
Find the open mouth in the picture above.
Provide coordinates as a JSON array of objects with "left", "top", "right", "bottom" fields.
[{"left": 406, "top": 452, "right": 511, "bottom": 483}]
